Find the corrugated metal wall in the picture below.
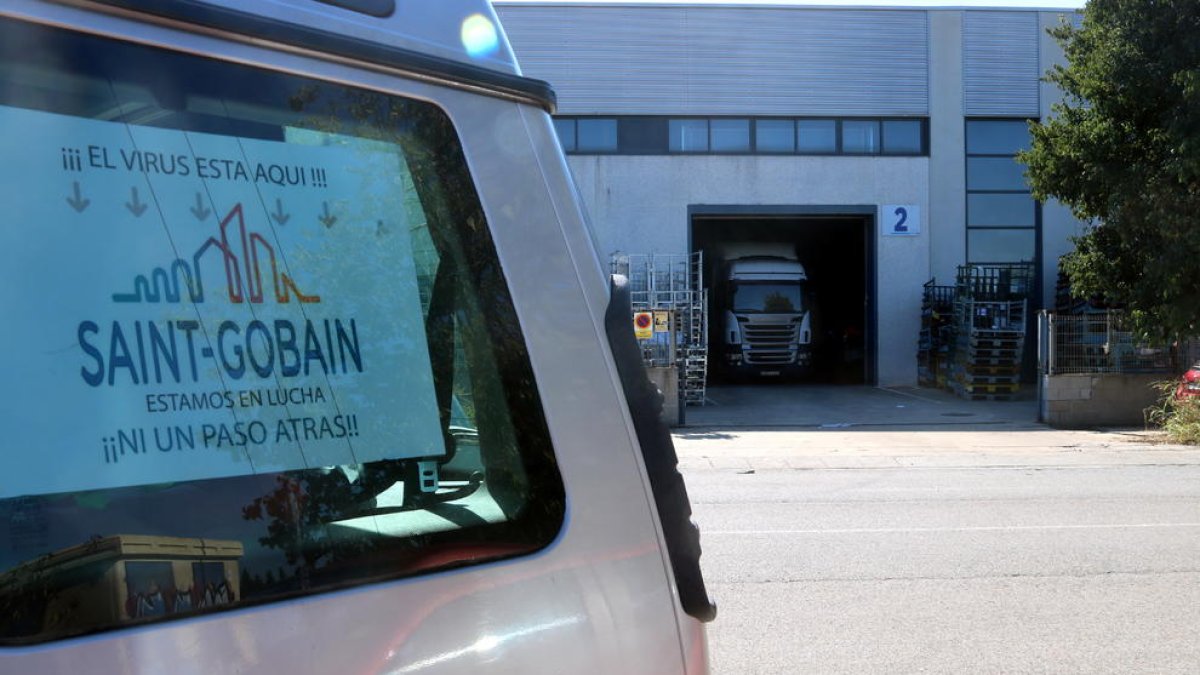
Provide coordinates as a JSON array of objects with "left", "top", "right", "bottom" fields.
[
  {"left": 963, "top": 11, "right": 1040, "bottom": 117},
  {"left": 497, "top": 5, "right": 929, "bottom": 116}
]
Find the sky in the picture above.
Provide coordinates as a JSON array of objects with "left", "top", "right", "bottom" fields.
[{"left": 498, "top": 1, "right": 1088, "bottom": 8}]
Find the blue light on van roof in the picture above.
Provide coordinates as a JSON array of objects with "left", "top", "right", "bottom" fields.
[{"left": 461, "top": 14, "right": 499, "bottom": 58}]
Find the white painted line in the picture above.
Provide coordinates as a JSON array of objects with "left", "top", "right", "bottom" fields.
[
  {"left": 877, "top": 386, "right": 946, "bottom": 404},
  {"left": 706, "top": 523, "right": 1200, "bottom": 535}
]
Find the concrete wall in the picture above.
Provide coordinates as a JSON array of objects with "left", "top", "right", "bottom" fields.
[
  {"left": 1041, "top": 373, "right": 1162, "bottom": 429},
  {"left": 567, "top": 154, "right": 929, "bottom": 387}
]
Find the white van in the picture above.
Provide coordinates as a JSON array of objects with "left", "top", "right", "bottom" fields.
[{"left": 0, "top": 1, "right": 714, "bottom": 672}]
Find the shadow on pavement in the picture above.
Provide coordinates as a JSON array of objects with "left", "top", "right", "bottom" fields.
[{"left": 681, "top": 384, "right": 1040, "bottom": 432}]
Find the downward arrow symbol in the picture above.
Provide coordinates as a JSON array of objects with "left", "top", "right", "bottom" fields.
[
  {"left": 190, "top": 192, "right": 211, "bottom": 221},
  {"left": 125, "top": 187, "right": 148, "bottom": 217},
  {"left": 271, "top": 198, "right": 290, "bottom": 226},
  {"left": 66, "top": 181, "right": 90, "bottom": 213},
  {"left": 318, "top": 201, "right": 337, "bottom": 228}
]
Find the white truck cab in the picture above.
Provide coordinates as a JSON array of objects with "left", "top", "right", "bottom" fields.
[
  {"left": 0, "top": 1, "right": 713, "bottom": 672},
  {"left": 722, "top": 251, "right": 815, "bottom": 378}
]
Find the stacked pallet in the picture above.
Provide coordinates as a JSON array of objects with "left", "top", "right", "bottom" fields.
[
  {"left": 950, "top": 299, "right": 1025, "bottom": 399},
  {"left": 948, "top": 264, "right": 1034, "bottom": 401}
]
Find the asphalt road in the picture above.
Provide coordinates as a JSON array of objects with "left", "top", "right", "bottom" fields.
[{"left": 683, "top": 451, "right": 1200, "bottom": 673}]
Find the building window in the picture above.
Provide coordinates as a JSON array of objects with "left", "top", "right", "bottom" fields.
[
  {"left": 965, "top": 119, "right": 1038, "bottom": 265},
  {"left": 553, "top": 118, "right": 576, "bottom": 152},
  {"left": 553, "top": 116, "right": 927, "bottom": 156},
  {"left": 797, "top": 119, "right": 837, "bottom": 153},
  {"left": 967, "top": 193, "right": 1036, "bottom": 227},
  {"left": 755, "top": 119, "right": 795, "bottom": 153},
  {"left": 710, "top": 119, "right": 750, "bottom": 153},
  {"left": 577, "top": 118, "right": 617, "bottom": 152},
  {"left": 618, "top": 117, "right": 669, "bottom": 154},
  {"left": 882, "top": 120, "right": 923, "bottom": 155},
  {"left": 669, "top": 119, "right": 709, "bottom": 152},
  {"left": 966, "top": 157, "right": 1027, "bottom": 190},
  {"left": 966, "top": 120, "right": 1031, "bottom": 155},
  {"left": 967, "top": 229, "right": 1037, "bottom": 264},
  {"left": 841, "top": 120, "right": 880, "bottom": 154}
]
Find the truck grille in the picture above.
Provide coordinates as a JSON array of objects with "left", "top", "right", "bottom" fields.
[{"left": 743, "top": 322, "right": 798, "bottom": 365}]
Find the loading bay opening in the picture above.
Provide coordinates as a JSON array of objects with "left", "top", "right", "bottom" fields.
[{"left": 690, "top": 207, "right": 876, "bottom": 386}]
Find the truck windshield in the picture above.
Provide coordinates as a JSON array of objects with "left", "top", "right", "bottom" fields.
[{"left": 732, "top": 283, "right": 803, "bottom": 313}]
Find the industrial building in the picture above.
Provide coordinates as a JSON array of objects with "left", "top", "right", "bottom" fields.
[{"left": 496, "top": 1, "right": 1084, "bottom": 387}]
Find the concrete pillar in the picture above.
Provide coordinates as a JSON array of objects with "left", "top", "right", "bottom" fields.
[
  {"left": 928, "top": 11, "right": 966, "bottom": 286},
  {"left": 646, "top": 366, "right": 681, "bottom": 428}
]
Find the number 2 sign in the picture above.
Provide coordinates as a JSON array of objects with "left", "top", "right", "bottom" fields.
[{"left": 881, "top": 204, "right": 920, "bottom": 236}]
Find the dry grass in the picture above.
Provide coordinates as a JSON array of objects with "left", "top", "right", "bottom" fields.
[{"left": 1146, "top": 381, "right": 1200, "bottom": 445}]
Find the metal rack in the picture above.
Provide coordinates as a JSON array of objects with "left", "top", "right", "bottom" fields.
[
  {"left": 917, "top": 279, "right": 956, "bottom": 388},
  {"left": 681, "top": 254, "right": 708, "bottom": 406},
  {"left": 611, "top": 252, "right": 709, "bottom": 405},
  {"left": 954, "top": 263, "right": 1035, "bottom": 301}
]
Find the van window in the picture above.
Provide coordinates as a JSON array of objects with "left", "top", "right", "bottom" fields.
[{"left": 0, "top": 17, "right": 564, "bottom": 644}]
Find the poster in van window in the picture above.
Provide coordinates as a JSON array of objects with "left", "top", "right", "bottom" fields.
[{"left": 0, "top": 105, "right": 445, "bottom": 498}]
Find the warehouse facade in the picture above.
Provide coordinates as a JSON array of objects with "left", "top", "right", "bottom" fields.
[{"left": 496, "top": 2, "right": 1083, "bottom": 386}]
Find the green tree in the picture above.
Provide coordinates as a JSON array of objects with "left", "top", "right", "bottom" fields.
[{"left": 1020, "top": 0, "right": 1200, "bottom": 339}]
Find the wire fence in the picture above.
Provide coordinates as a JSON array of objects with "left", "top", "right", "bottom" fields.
[{"left": 1040, "top": 311, "right": 1200, "bottom": 375}]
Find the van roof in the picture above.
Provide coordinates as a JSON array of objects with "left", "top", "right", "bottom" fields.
[
  {"left": 493, "top": 1, "right": 1084, "bottom": 12},
  {"left": 89, "top": 1, "right": 555, "bottom": 109},
  {"left": 201, "top": 0, "right": 522, "bottom": 74}
]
